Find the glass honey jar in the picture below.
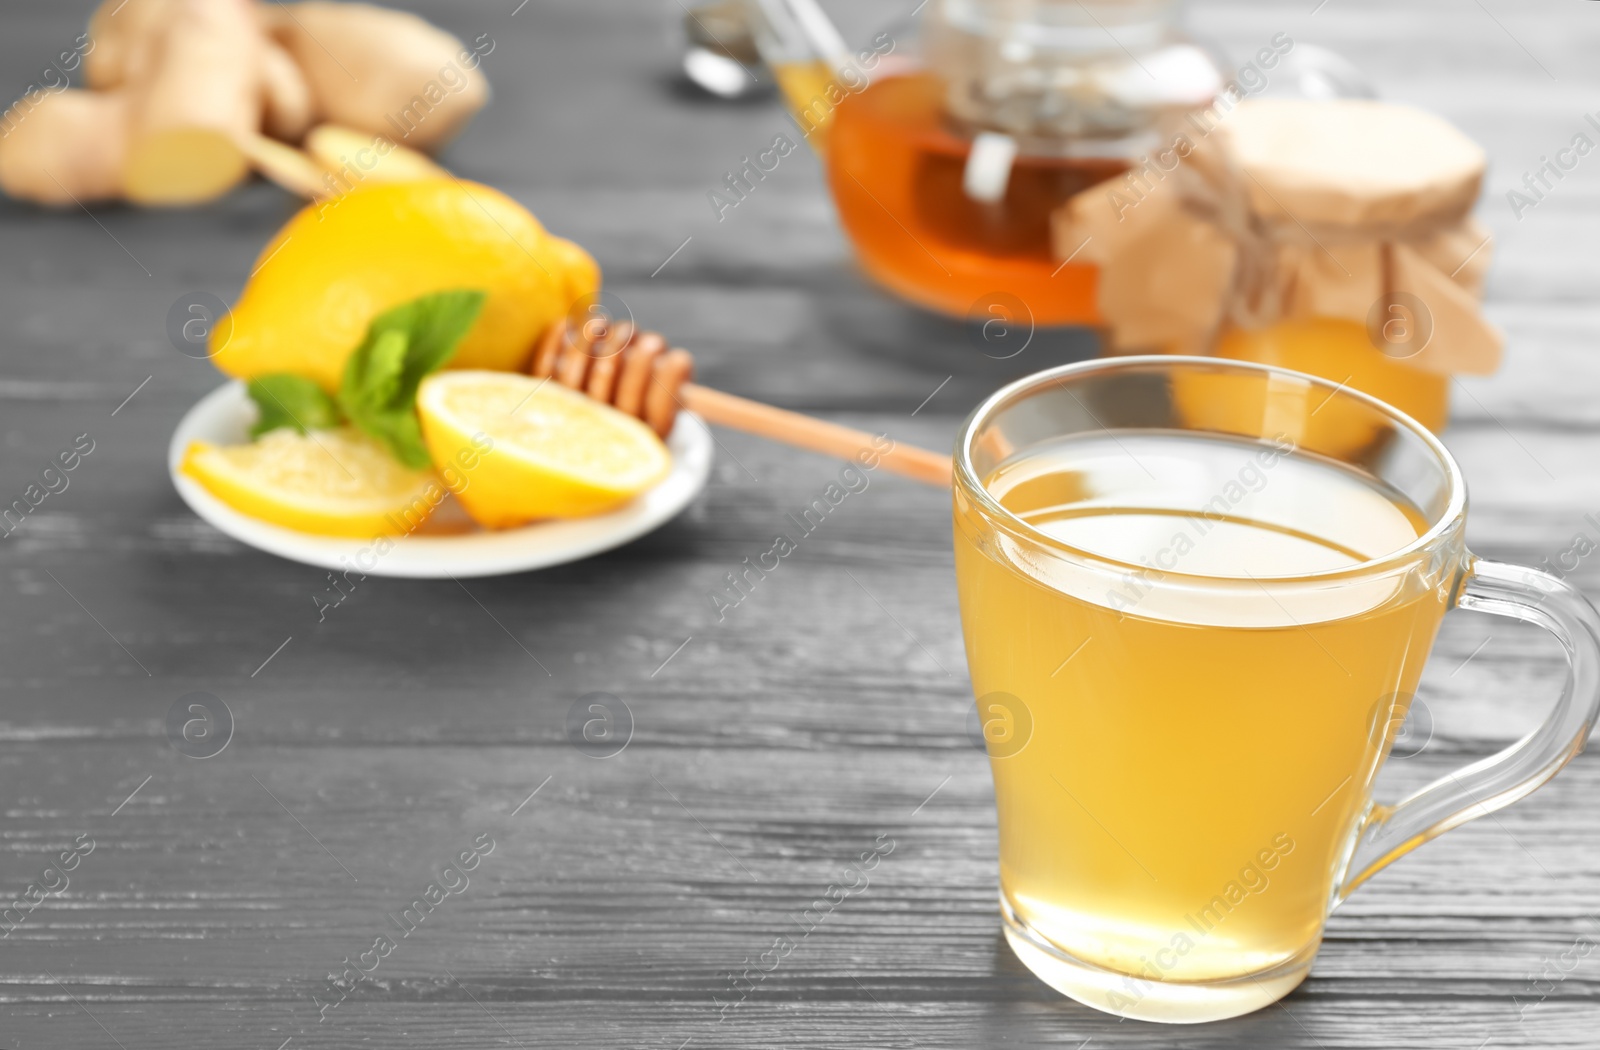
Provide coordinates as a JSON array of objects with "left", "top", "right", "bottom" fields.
[
  {"left": 1054, "top": 96, "right": 1499, "bottom": 439},
  {"left": 1214, "top": 318, "right": 1450, "bottom": 435}
]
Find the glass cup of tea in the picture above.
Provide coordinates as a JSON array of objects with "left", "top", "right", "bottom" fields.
[{"left": 952, "top": 356, "right": 1600, "bottom": 1023}]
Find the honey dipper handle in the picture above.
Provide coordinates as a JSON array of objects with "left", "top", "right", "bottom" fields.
[{"left": 679, "top": 384, "right": 953, "bottom": 487}]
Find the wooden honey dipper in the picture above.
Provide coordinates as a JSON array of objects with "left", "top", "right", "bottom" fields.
[{"left": 529, "top": 320, "right": 954, "bottom": 487}]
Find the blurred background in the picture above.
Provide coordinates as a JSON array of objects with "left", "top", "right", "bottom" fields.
[{"left": 2, "top": 2, "right": 1599, "bottom": 1048}]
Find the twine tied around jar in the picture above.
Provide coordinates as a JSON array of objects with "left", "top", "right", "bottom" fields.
[{"left": 1052, "top": 98, "right": 1503, "bottom": 375}]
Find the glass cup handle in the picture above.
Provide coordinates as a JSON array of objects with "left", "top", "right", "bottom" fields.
[{"left": 1336, "top": 557, "right": 1600, "bottom": 903}]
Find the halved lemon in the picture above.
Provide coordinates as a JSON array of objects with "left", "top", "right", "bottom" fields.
[
  {"left": 417, "top": 370, "right": 672, "bottom": 528},
  {"left": 181, "top": 427, "right": 444, "bottom": 538}
]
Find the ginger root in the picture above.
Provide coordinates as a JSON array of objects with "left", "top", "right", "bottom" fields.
[
  {"left": 0, "top": 0, "right": 490, "bottom": 208},
  {"left": 0, "top": 90, "right": 129, "bottom": 205},
  {"left": 261, "top": 42, "right": 316, "bottom": 142},
  {"left": 86, "top": 0, "right": 314, "bottom": 145},
  {"left": 83, "top": 0, "right": 171, "bottom": 89},
  {"left": 263, "top": 2, "right": 489, "bottom": 153},
  {"left": 237, "top": 131, "right": 328, "bottom": 199},
  {"left": 305, "top": 123, "right": 448, "bottom": 190},
  {"left": 122, "top": 0, "right": 264, "bottom": 206}
]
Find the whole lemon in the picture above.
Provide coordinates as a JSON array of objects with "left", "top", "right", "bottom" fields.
[{"left": 209, "top": 179, "right": 599, "bottom": 391}]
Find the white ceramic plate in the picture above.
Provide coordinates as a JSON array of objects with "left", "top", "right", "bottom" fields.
[{"left": 168, "top": 381, "right": 712, "bottom": 578}]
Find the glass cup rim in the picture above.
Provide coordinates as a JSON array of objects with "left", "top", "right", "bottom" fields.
[{"left": 952, "top": 355, "right": 1468, "bottom": 585}]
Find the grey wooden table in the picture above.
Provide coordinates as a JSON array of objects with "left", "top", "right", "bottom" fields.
[{"left": 3, "top": 1, "right": 1600, "bottom": 1047}]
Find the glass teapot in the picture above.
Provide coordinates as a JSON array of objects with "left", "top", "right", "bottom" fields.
[{"left": 809, "top": 0, "right": 1226, "bottom": 325}]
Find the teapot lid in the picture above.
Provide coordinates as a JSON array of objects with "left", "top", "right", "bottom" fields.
[{"left": 925, "top": 0, "right": 1223, "bottom": 153}]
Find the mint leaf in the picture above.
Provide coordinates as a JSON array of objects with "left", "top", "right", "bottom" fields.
[
  {"left": 247, "top": 374, "right": 343, "bottom": 437},
  {"left": 337, "top": 290, "right": 486, "bottom": 468},
  {"left": 362, "top": 329, "right": 409, "bottom": 409}
]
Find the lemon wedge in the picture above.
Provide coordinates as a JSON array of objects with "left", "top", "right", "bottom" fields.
[
  {"left": 417, "top": 371, "right": 671, "bottom": 528},
  {"left": 181, "top": 427, "right": 444, "bottom": 537}
]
